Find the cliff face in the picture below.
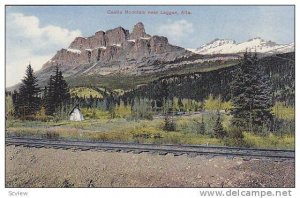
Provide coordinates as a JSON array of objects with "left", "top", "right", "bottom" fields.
[{"left": 42, "top": 22, "right": 192, "bottom": 74}]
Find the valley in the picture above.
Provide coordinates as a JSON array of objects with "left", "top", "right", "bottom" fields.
[{"left": 6, "top": 23, "right": 295, "bottom": 151}]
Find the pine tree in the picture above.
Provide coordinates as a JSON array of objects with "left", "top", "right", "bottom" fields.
[
  {"left": 57, "top": 70, "right": 70, "bottom": 104},
  {"left": 230, "top": 52, "right": 273, "bottom": 133},
  {"left": 178, "top": 98, "right": 184, "bottom": 111},
  {"left": 46, "top": 75, "right": 55, "bottom": 115},
  {"left": 199, "top": 116, "right": 206, "bottom": 135},
  {"left": 213, "top": 111, "right": 226, "bottom": 139},
  {"left": 250, "top": 54, "right": 273, "bottom": 128},
  {"left": 45, "top": 66, "right": 70, "bottom": 115},
  {"left": 18, "top": 64, "right": 41, "bottom": 117}
]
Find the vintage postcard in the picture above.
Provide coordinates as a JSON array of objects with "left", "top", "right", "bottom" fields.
[{"left": 5, "top": 5, "right": 295, "bottom": 190}]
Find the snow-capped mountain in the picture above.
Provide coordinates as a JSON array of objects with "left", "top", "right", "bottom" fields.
[{"left": 189, "top": 38, "right": 294, "bottom": 55}]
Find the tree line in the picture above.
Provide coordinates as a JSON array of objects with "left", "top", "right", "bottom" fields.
[
  {"left": 6, "top": 52, "right": 294, "bottom": 137},
  {"left": 124, "top": 52, "right": 293, "bottom": 135},
  {"left": 124, "top": 52, "right": 294, "bottom": 107},
  {"left": 11, "top": 65, "right": 71, "bottom": 119}
]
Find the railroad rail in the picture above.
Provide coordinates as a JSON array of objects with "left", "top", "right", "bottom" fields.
[{"left": 5, "top": 136, "right": 295, "bottom": 160}]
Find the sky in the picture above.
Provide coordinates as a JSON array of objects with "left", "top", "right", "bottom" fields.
[{"left": 6, "top": 5, "right": 295, "bottom": 87}]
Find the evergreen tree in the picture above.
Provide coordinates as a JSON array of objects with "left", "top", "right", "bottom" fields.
[
  {"left": 163, "top": 114, "right": 176, "bottom": 131},
  {"left": 57, "top": 70, "right": 70, "bottom": 104},
  {"left": 40, "top": 86, "right": 48, "bottom": 108},
  {"left": 230, "top": 53, "right": 273, "bottom": 133},
  {"left": 46, "top": 75, "right": 55, "bottom": 115},
  {"left": 213, "top": 111, "right": 226, "bottom": 139},
  {"left": 18, "top": 64, "right": 41, "bottom": 117},
  {"left": 178, "top": 98, "right": 184, "bottom": 111},
  {"left": 45, "top": 66, "right": 70, "bottom": 115},
  {"left": 250, "top": 54, "right": 273, "bottom": 128},
  {"left": 199, "top": 116, "right": 206, "bottom": 135}
]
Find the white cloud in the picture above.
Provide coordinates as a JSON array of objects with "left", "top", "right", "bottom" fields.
[
  {"left": 157, "top": 20, "right": 194, "bottom": 39},
  {"left": 6, "top": 13, "right": 82, "bottom": 87}
]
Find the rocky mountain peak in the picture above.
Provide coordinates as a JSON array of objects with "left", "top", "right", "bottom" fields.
[
  {"left": 42, "top": 22, "right": 192, "bottom": 73},
  {"left": 247, "top": 37, "right": 263, "bottom": 42},
  {"left": 105, "top": 26, "right": 129, "bottom": 45},
  {"left": 130, "top": 22, "right": 149, "bottom": 40}
]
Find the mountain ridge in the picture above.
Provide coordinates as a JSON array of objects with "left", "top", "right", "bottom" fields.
[
  {"left": 7, "top": 23, "right": 294, "bottom": 91},
  {"left": 188, "top": 37, "right": 294, "bottom": 55},
  {"left": 41, "top": 22, "right": 193, "bottom": 74}
]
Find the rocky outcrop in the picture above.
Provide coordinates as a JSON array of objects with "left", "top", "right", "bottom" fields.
[
  {"left": 105, "top": 27, "right": 129, "bottom": 46},
  {"left": 42, "top": 22, "right": 193, "bottom": 74},
  {"left": 68, "top": 27, "right": 128, "bottom": 50},
  {"left": 149, "top": 36, "right": 169, "bottom": 54},
  {"left": 129, "top": 22, "right": 150, "bottom": 40}
]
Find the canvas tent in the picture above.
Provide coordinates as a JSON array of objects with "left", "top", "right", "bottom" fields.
[{"left": 69, "top": 106, "right": 84, "bottom": 121}]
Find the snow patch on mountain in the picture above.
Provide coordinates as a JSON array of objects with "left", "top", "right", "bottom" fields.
[
  {"left": 112, "top": 43, "right": 122, "bottom": 47},
  {"left": 67, "top": 48, "right": 81, "bottom": 54}
]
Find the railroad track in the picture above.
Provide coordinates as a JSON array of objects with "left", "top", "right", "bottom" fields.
[{"left": 5, "top": 136, "right": 295, "bottom": 160}]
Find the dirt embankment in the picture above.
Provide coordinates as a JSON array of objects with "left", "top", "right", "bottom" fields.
[{"left": 5, "top": 145, "right": 294, "bottom": 188}]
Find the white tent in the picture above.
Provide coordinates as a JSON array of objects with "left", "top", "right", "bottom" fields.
[{"left": 69, "top": 107, "right": 84, "bottom": 121}]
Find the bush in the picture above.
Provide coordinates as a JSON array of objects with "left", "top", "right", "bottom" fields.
[
  {"left": 193, "top": 117, "right": 206, "bottom": 135},
  {"left": 228, "top": 127, "right": 244, "bottom": 139},
  {"left": 5, "top": 95, "right": 14, "bottom": 120},
  {"left": 131, "top": 98, "right": 153, "bottom": 120},
  {"left": 203, "top": 95, "right": 233, "bottom": 111},
  {"left": 272, "top": 118, "right": 294, "bottom": 136},
  {"left": 224, "top": 127, "right": 253, "bottom": 147},
  {"left": 35, "top": 107, "right": 52, "bottom": 122},
  {"left": 44, "top": 131, "right": 60, "bottom": 139},
  {"left": 163, "top": 115, "right": 176, "bottom": 131},
  {"left": 272, "top": 102, "right": 294, "bottom": 121},
  {"left": 224, "top": 136, "right": 252, "bottom": 147},
  {"left": 243, "top": 132, "right": 294, "bottom": 149},
  {"left": 81, "top": 108, "right": 109, "bottom": 120},
  {"left": 130, "top": 127, "right": 163, "bottom": 140},
  {"left": 213, "top": 111, "right": 227, "bottom": 139},
  {"left": 115, "top": 102, "right": 132, "bottom": 118}
]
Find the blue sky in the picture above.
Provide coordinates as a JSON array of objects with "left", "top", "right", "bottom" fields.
[{"left": 6, "top": 5, "right": 294, "bottom": 86}]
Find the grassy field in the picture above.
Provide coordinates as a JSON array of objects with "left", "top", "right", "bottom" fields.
[
  {"left": 6, "top": 109, "right": 294, "bottom": 149},
  {"left": 6, "top": 116, "right": 220, "bottom": 145},
  {"left": 70, "top": 87, "right": 104, "bottom": 99}
]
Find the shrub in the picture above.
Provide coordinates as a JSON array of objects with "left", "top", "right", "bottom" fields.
[
  {"left": 193, "top": 116, "right": 206, "bottom": 135},
  {"left": 228, "top": 127, "right": 244, "bottom": 139},
  {"left": 272, "top": 102, "right": 294, "bottom": 121},
  {"left": 35, "top": 107, "right": 52, "bottom": 122},
  {"left": 224, "top": 127, "right": 253, "bottom": 147},
  {"left": 224, "top": 136, "right": 252, "bottom": 147},
  {"left": 81, "top": 108, "right": 109, "bottom": 120},
  {"left": 203, "top": 94, "right": 233, "bottom": 111},
  {"left": 115, "top": 102, "right": 132, "bottom": 118},
  {"left": 131, "top": 98, "right": 153, "bottom": 120},
  {"left": 44, "top": 131, "right": 59, "bottom": 139},
  {"left": 163, "top": 115, "right": 176, "bottom": 131},
  {"left": 130, "top": 127, "right": 163, "bottom": 139},
  {"left": 213, "top": 111, "right": 227, "bottom": 139},
  {"left": 243, "top": 132, "right": 294, "bottom": 149},
  {"left": 5, "top": 95, "right": 14, "bottom": 120}
]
